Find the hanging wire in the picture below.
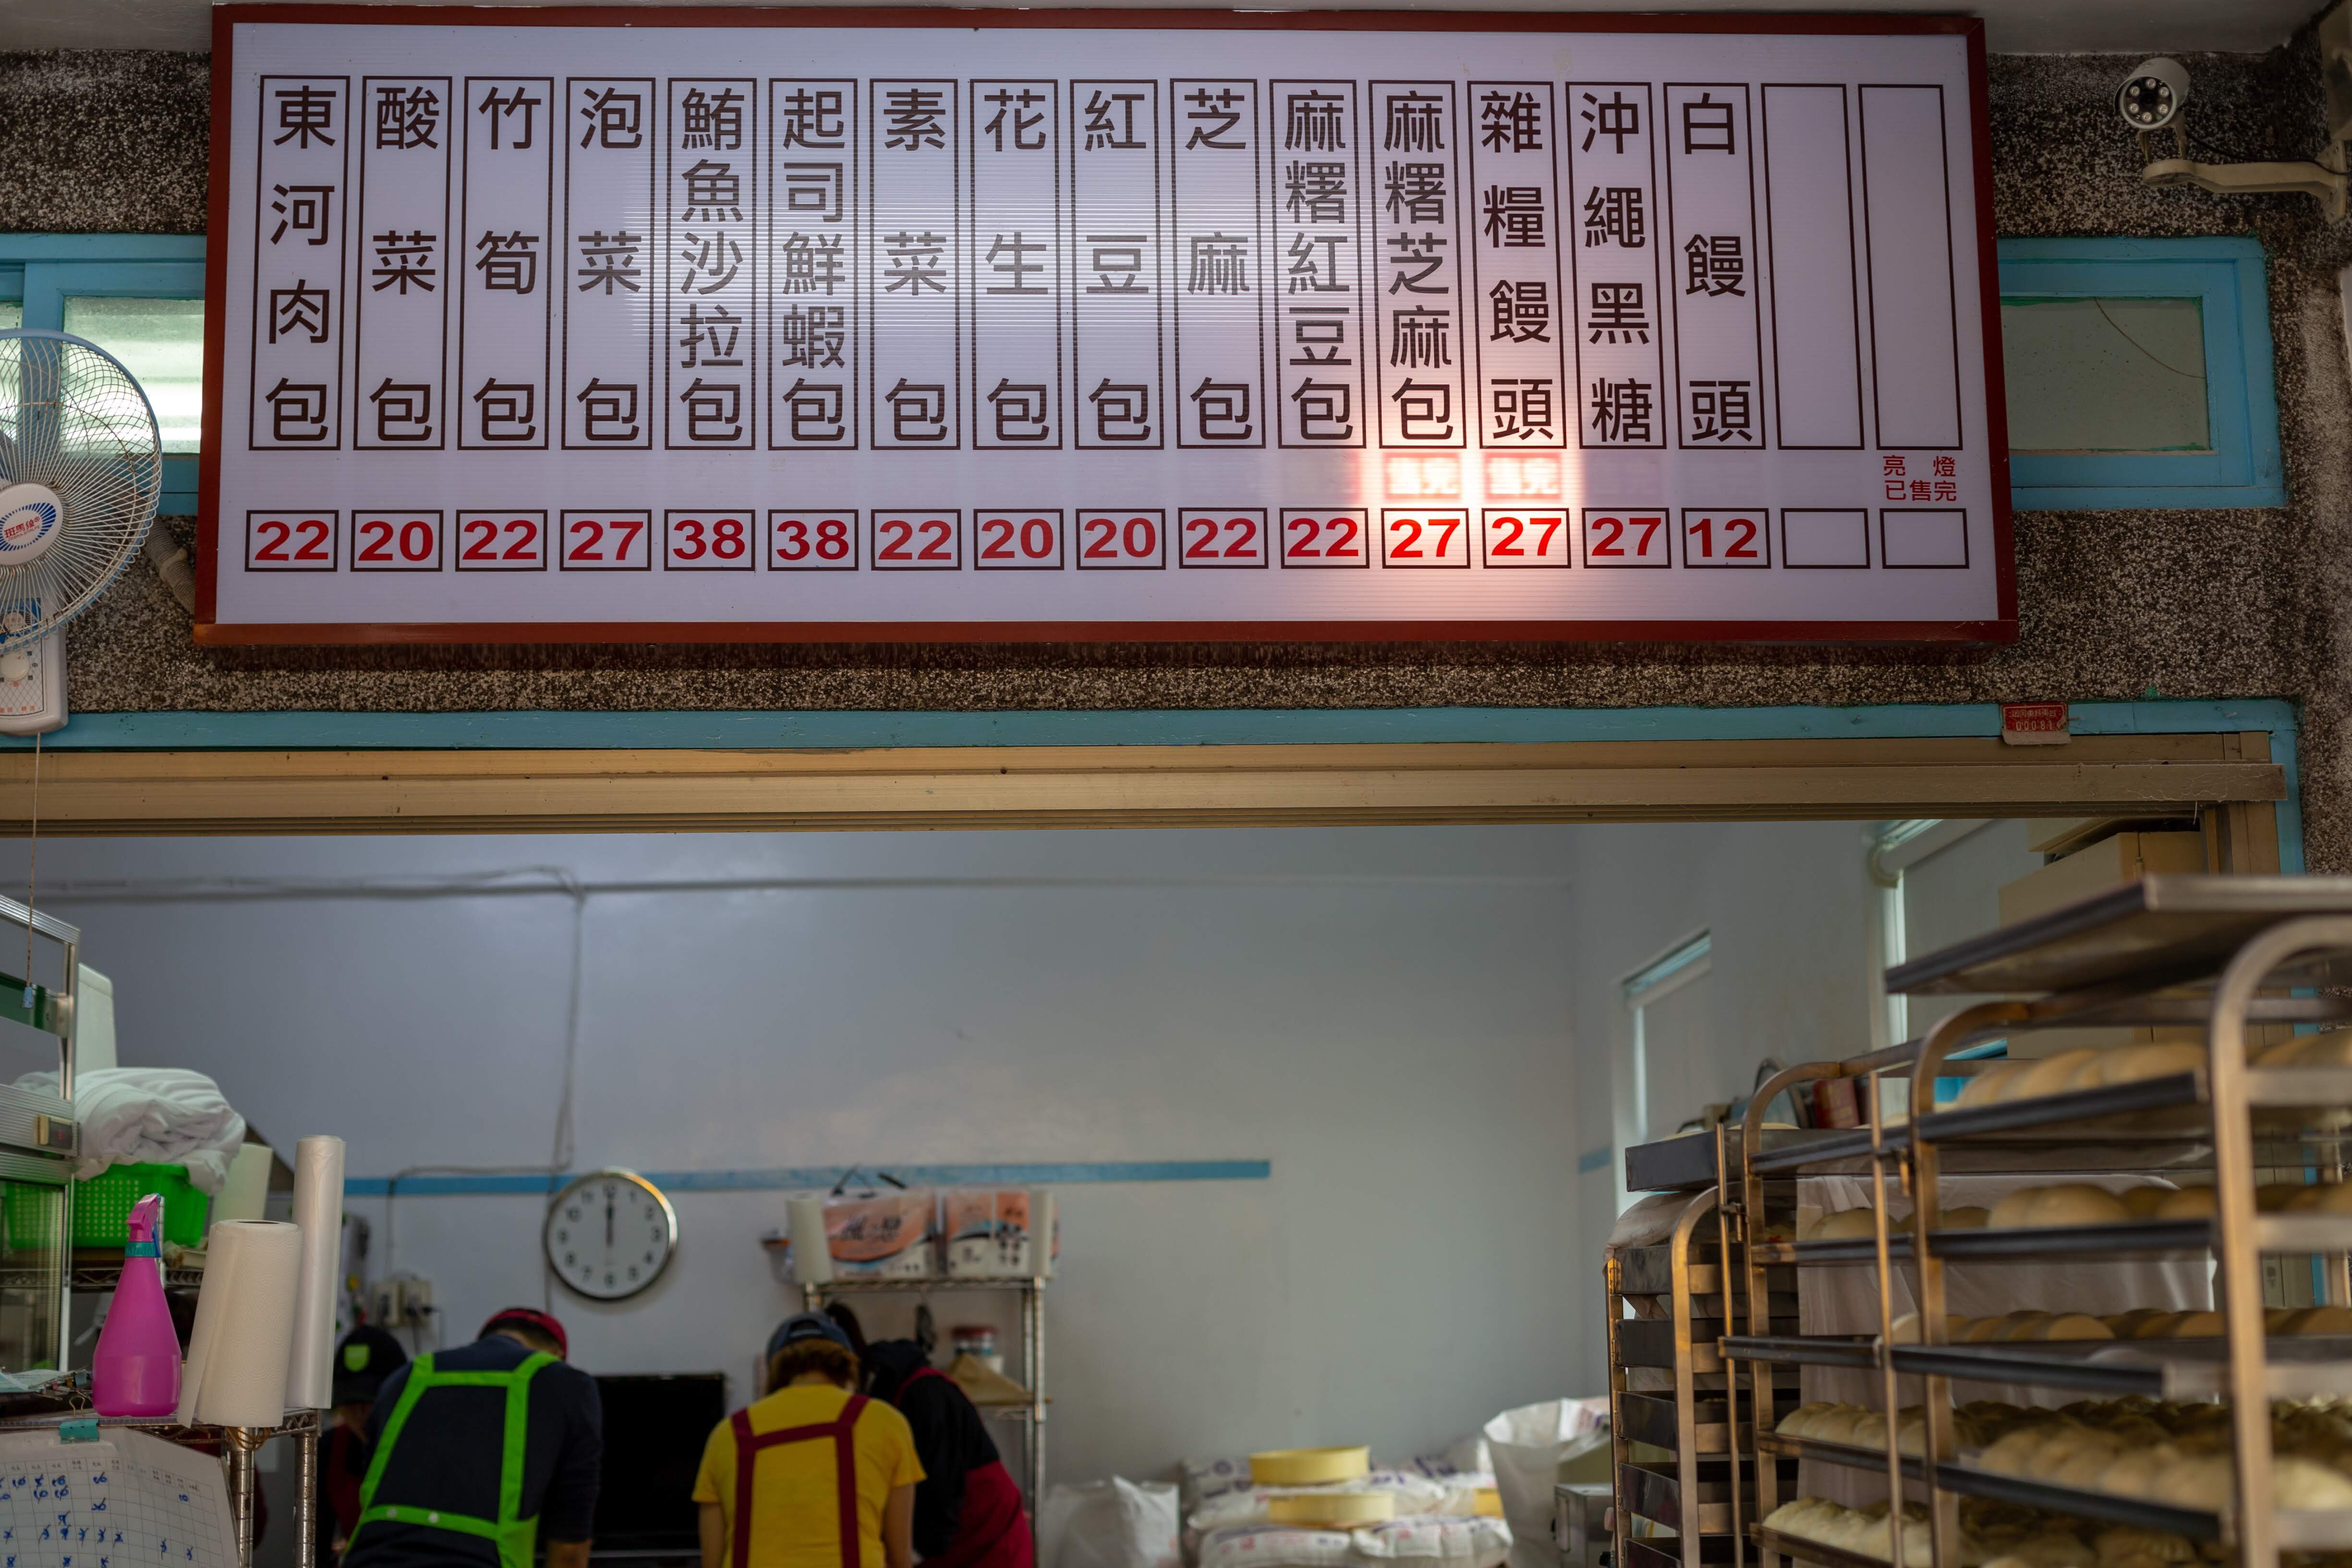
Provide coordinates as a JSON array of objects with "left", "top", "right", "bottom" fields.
[{"left": 21, "top": 731, "right": 37, "bottom": 1010}]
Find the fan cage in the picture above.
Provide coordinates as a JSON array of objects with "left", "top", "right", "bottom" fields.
[{"left": 0, "top": 328, "right": 163, "bottom": 654}]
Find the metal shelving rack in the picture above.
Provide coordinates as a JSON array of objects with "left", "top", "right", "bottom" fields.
[
  {"left": 1609, "top": 1124, "right": 1800, "bottom": 1568},
  {"left": 1707, "top": 874, "right": 2352, "bottom": 1568},
  {"left": 0, "top": 1403, "right": 320, "bottom": 1568},
  {"left": 797, "top": 1276, "right": 1049, "bottom": 1504}
]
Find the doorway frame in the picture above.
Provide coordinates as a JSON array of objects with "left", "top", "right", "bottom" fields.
[{"left": 0, "top": 699, "right": 2301, "bottom": 856}]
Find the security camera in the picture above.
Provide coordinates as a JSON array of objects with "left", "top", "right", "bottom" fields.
[{"left": 2119, "top": 58, "right": 2190, "bottom": 131}]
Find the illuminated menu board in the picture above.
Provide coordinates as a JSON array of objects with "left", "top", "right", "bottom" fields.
[{"left": 201, "top": 10, "right": 2008, "bottom": 643}]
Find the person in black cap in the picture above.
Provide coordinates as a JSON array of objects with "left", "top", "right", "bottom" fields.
[
  {"left": 693, "top": 1312, "right": 923, "bottom": 1568},
  {"left": 317, "top": 1325, "right": 408, "bottom": 1566}
]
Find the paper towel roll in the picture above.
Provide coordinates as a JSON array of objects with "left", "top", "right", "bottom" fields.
[
  {"left": 1035, "top": 1190, "right": 1055, "bottom": 1279},
  {"left": 787, "top": 1196, "right": 834, "bottom": 1286},
  {"left": 284, "top": 1136, "right": 345, "bottom": 1411},
  {"left": 178, "top": 1220, "right": 303, "bottom": 1427},
  {"left": 212, "top": 1144, "right": 274, "bottom": 1230}
]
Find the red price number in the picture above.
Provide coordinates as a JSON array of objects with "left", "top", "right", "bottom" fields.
[
  {"left": 1280, "top": 509, "right": 1368, "bottom": 569},
  {"left": 559, "top": 512, "right": 651, "bottom": 572},
  {"left": 1681, "top": 510, "right": 1769, "bottom": 569},
  {"left": 1581, "top": 510, "right": 1669, "bottom": 569},
  {"left": 1380, "top": 509, "right": 1469, "bottom": 569},
  {"left": 872, "top": 510, "right": 961, "bottom": 571},
  {"left": 976, "top": 511, "right": 1065, "bottom": 571},
  {"left": 1480, "top": 510, "right": 1570, "bottom": 569},
  {"left": 455, "top": 512, "right": 547, "bottom": 571},
  {"left": 1177, "top": 509, "right": 1267, "bottom": 569},
  {"left": 1077, "top": 511, "right": 1164, "bottom": 570},
  {"left": 770, "top": 511, "right": 858, "bottom": 572},
  {"left": 245, "top": 511, "right": 338, "bottom": 572},
  {"left": 665, "top": 510, "right": 753, "bottom": 572},
  {"left": 351, "top": 512, "right": 443, "bottom": 572}
]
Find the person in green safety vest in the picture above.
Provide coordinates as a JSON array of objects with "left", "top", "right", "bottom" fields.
[{"left": 345, "top": 1308, "right": 605, "bottom": 1568}]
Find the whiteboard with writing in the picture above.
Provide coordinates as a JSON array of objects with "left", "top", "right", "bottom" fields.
[{"left": 201, "top": 10, "right": 2009, "bottom": 643}]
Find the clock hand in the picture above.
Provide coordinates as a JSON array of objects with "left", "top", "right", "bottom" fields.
[{"left": 606, "top": 1192, "right": 615, "bottom": 1249}]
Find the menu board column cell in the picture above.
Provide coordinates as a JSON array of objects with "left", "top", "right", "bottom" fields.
[{"left": 251, "top": 75, "right": 351, "bottom": 451}]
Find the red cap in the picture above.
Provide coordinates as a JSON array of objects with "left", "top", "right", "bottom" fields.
[{"left": 481, "top": 1307, "right": 569, "bottom": 1359}]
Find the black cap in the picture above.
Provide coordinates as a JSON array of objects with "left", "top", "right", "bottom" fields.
[
  {"left": 332, "top": 1325, "right": 409, "bottom": 1405},
  {"left": 766, "top": 1311, "right": 854, "bottom": 1362}
]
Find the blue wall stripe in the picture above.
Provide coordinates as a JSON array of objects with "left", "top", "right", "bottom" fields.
[
  {"left": 1575, "top": 1147, "right": 1612, "bottom": 1174},
  {"left": 346, "top": 1159, "right": 1273, "bottom": 1197},
  {"left": 0, "top": 699, "right": 2300, "bottom": 751}
]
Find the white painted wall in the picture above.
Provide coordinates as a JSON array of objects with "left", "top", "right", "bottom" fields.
[
  {"left": 1558, "top": 820, "right": 1881, "bottom": 1385},
  {"left": 14, "top": 826, "right": 1596, "bottom": 1484}
]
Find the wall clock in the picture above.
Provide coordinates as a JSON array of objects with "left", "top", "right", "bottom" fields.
[{"left": 546, "top": 1168, "right": 678, "bottom": 1301}]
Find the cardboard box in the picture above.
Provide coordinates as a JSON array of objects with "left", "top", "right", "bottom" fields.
[
  {"left": 1997, "top": 832, "right": 2206, "bottom": 1057},
  {"left": 1997, "top": 831, "right": 2207, "bottom": 928}
]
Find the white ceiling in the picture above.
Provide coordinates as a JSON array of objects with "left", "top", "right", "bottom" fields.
[{"left": 0, "top": 0, "right": 2332, "bottom": 57}]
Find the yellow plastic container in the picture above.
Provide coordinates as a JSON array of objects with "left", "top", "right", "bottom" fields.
[
  {"left": 1249, "top": 1447, "right": 1371, "bottom": 1486},
  {"left": 1269, "top": 1493, "right": 1395, "bottom": 1528}
]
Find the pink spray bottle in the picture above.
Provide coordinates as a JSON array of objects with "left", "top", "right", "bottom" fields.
[{"left": 93, "top": 1193, "right": 182, "bottom": 1416}]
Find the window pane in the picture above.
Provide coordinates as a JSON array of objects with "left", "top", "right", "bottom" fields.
[
  {"left": 0, "top": 303, "right": 20, "bottom": 331},
  {"left": 61, "top": 297, "right": 204, "bottom": 454},
  {"left": 2000, "top": 296, "right": 2209, "bottom": 454}
]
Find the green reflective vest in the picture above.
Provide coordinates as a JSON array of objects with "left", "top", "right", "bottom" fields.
[{"left": 351, "top": 1350, "right": 558, "bottom": 1568}]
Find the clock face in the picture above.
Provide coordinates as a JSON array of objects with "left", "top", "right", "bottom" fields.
[{"left": 546, "top": 1170, "right": 677, "bottom": 1301}]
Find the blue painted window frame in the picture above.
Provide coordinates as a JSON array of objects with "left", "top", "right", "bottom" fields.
[
  {"left": 1998, "top": 237, "right": 2284, "bottom": 510},
  {"left": 0, "top": 235, "right": 207, "bottom": 514}
]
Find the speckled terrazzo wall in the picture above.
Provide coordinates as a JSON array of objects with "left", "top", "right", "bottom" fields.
[{"left": 4, "top": 40, "right": 2350, "bottom": 864}]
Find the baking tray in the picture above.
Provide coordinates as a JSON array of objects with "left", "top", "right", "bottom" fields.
[
  {"left": 1755, "top": 1431, "right": 1918, "bottom": 1478},
  {"left": 1621, "top": 1459, "right": 1794, "bottom": 1534},
  {"left": 1623, "top": 1535, "right": 1740, "bottom": 1568},
  {"left": 1885, "top": 875, "right": 2352, "bottom": 998},
  {"left": 1629, "top": 1127, "right": 1819, "bottom": 1192},
  {"left": 1722, "top": 1334, "right": 1879, "bottom": 1371},
  {"left": 1933, "top": 1459, "right": 2219, "bottom": 1540},
  {"left": 1618, "top": 1316, "right": 1795, "bottom": 1372},
  {"left": 1621, "top": 1391, "right": 1785, "bottom": 1455},
  {"left": 1748, "top": 1525, "right": 1895, "bottom": 1568},
  {"left": 1618, "top": 1245, "right": 1794, "bottom": 1298},
  {"left": 1896, "top": 1333, "right": 2352, "bottom": 1399}
]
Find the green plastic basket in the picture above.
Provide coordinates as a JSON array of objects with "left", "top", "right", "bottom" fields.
[{"left": 71, "top": 1163, "right": 208, "bottom": 1250}]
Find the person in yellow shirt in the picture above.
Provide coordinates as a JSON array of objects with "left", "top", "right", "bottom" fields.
[{"left": 696, "top": 1313, "right": 926, "bottom": 1568}]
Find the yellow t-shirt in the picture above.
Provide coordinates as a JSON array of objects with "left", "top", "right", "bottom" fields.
[{"left": 694, "top": 1387, "right": 926, "bottom": 1568}]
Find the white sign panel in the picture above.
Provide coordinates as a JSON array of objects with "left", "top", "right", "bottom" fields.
[{"left": 200, "top": 10, "right": 2010, "bottom": 643}]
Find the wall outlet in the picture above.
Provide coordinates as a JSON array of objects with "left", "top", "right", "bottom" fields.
[{"left": 370, "top": 1273, "right": 434, "bottom": 1328}]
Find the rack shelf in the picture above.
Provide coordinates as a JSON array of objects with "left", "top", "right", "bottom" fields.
[
  {"left": 1705, "top": 877, "right": 2352, "bottom": 1568},
  {"left": 796, "top": 1275, "right": 1048, "bottom": 1504}
]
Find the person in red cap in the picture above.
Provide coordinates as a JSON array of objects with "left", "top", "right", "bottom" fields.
[{"left": 344, "top": 1308, "right": 604, "bottom": 1568}]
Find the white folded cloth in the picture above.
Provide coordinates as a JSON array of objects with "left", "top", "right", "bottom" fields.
[{"left": 14, "top": 1067, "right": 248, "bottom": 1192}]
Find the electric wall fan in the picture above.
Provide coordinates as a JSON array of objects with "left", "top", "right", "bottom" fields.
[{"left": 0, "top": 329, "right": 164, "bottom": 734}]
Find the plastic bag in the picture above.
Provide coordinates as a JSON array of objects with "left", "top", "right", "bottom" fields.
[
  {"left": 1198, "top": 1525, "right": 1356, "bottom": 1568},
  {"left": 1480, "top": 1400, "right": 1609, "bottom": 1568},
  {"left": 1349, "top": 1515, "right": 1514, "bottom": 1568},
  {"left": 1041, "top": 1479, "right": 1182, "bottom": 1568}
]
